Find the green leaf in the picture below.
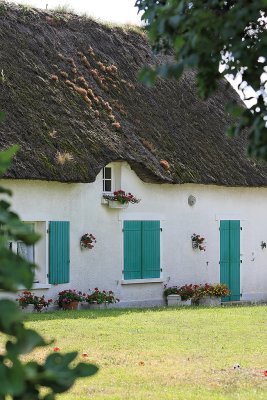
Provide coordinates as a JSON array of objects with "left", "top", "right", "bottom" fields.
[
  {"left": 74, "top": 362, "right": 99, "bottom": 378},
  {"left": 40, "top": 353, "right": 98, "bottom": 393},
  {"left": 0, "top": 111, "right": 5, "bottom": 122},
  {"left": 0, "top": 299, "right": 23, "bottom": 335},
  {"left": 0, "top": 358, "right": 26, "bottom": 396},
  {"left": 174, "top": 36, "right": 185, "bottom": 52},
  {"left": 7, "top": 329, "right": 47, "bottom": 355},
  {"left": 0, "top": 248, "right": 35, "bottom": 291},
  {"left": 0, "top": 186, "right": 12, "bottom": 196},
  {"left": 0, "top": 145, "right": 19, "bottom": 175},
  {"left": 138, "top": 67, "right": 157, "bottom": 87}
]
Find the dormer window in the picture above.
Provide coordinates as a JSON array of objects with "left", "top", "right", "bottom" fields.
[{"left": 103, "top": 166, "right": 112, "bottom": 192}]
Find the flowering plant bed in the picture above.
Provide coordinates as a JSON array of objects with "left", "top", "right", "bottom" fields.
[
  {"left": 164, "top": 283, "right": 230, "bottom": 305},
  {"left": 84, "top": 288, "right": 119, "bottom": 304},
  {"left": 80, "top": 233, "right": 97, "bottom": 249},
  {"left": 16, "top": 291, "right": 53, "bottom": 312},
  {"left": 103, "top": 190, "right": 140, "bottom": 206},
  {"left": 56, "top": 289, "right": 84, "bottom": 309}
]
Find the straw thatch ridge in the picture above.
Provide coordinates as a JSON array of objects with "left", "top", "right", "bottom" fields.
[{"left": 1, "top": 2, "right": 267, "bottom": 186}]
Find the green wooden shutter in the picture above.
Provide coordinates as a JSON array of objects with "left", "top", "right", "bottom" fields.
[
  {"left": 142, "top": 221, "right": 160, "bottom": 278},
  {"left": 49, "top": 221, "right": 70, "bottom": 284},
  {"left": 220, "top": 220, "right": 231, "bottom": 302},
  {"left": 229, "top": 220, "right": 240, "bottom": 301},
  {"left": 124, "top": 221, "right": 142, "bottom": 279},
  {"left": 220, "top": 220, "right": 240, "bottom": 301}
]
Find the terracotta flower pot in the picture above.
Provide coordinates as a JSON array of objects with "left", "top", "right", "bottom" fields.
[{"left": 62, "top": 301, "right": 79, "bottom": 310}]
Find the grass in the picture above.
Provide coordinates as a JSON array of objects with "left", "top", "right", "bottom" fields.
[{"left": 2, "top": 306, "right": 267, "bottom": 399}]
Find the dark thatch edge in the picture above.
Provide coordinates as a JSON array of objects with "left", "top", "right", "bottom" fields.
[{"left": 1, "top": 2, "right": 267, "bottom": 187}]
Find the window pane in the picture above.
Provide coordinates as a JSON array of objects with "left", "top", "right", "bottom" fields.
[
  {"left": 104, "top": 180, "right": 111, "bottom": 192},
  {"left": 17, "top": 242, "right": 34, "bottom": 263},
  {"left": 105, "top": 167, "right": 111, "bottom": 179}
]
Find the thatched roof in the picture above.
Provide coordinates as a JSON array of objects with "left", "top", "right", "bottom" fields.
[{"left": 1, "top": 2, "right": 267, "bottom": 186}]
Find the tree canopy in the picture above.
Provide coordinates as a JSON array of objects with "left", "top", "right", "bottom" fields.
[{"left": 135, "top": 0, "right": 267, "bottom": 160}]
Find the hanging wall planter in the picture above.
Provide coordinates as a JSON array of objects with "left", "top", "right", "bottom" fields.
[
  {"left": 191, "top": 233, "right": 206, "bottom": 251},
  {"left": 80, "top": 233, "right": 97, "bottom": 249}
]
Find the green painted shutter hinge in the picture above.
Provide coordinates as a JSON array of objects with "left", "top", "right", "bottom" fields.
[
  {"left": 160, "top": 228, "right": 162, "bottom": 232},
  {"left": 240, "top": 227, "right": 242, "bottom": 230},
  {"left": 122, "top": 229, "right": 124, "bottom": 232}
]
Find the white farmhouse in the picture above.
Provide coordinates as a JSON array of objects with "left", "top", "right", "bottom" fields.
[{"left": 1, "top": 4, "right": 267, "bottom": 306}]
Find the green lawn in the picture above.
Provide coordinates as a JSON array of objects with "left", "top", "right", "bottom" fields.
[{"left": 6, "top": 306, "right": 267, "bottom": 399}]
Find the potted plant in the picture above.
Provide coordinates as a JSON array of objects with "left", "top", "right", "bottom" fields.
[
  {"left": 80, "top": 233, "right": 97, "bottom": 249},
  {"left": 191, "top": 233, "right": 206, "bottom": 251},
  {"left": 102, "top": 190, "right": 140, "bottom": 209},
  {"left": 197, "top": 283, "right": 230, "bottom": 306},
  {"left": 163, "top": 285, "right": 181, "bottom": 306},
  {"left": 56, "top": 289, "right": 84, "bottom": 310},
  {"left": 16, "top": 291, "right": 53, "bottom": 313},
  {"left": 82, "top": 288, "right": 119, "bottom": 309},
  {"left": 164, "top": 284, "right": 196, "bottom": 306},
  {"left": 178, "top": 284, "right": 197, "bottom": 305}
]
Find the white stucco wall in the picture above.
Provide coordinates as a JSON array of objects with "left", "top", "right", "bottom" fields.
[{"left": 1, "top": 161, "right": 267, "bottom": 306}]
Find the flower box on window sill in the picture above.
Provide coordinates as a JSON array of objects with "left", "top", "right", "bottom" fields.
[
  {"left": 101, "top": 197, "right": 128, "bottom": 209},
  {"left": 108, "top": 200, "right": 128, "bottom": 209}
]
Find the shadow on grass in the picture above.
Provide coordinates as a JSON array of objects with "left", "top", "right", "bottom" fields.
[{"left": 23, "top": 303, "right": 262, "bottom": 322}]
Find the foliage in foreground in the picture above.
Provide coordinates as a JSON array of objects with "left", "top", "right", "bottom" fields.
[
  {"left": 0, "top": 144, "right": 98, "bottom": 399},
  {"left": 135, "top": 0, "right": 267, "bottom": 160}
]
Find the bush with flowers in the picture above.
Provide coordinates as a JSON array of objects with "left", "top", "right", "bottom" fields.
[
  {"left": 56, "top": 289, "right": 85, "bottom": 308},
  {"left": 103, "top": 190, "right": 140, "bottom": 205},
  {"left": 85, "top": 288, "right": 119, "bottom": 304},
  {"left": 16, "top": 290, "right": 53, "bottom": 312},
  {"left": 80, "top": 233, "right": 96, "bottom": 249}
]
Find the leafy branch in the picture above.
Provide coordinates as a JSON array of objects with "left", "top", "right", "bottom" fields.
[{"left": 0, "top": 145, "right": 98, "bottom": 399}]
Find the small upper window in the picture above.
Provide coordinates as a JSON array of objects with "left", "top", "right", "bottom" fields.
[{"left": 103, "top": 167, "right": 112, "bottom": 192}]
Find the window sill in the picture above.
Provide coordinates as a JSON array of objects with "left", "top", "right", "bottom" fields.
[
  {"left": 121, "top": 279, "right": 164, "bottom": 285},
  {"left": 32, "top": 283, "right": 51, "bottom": 289}
]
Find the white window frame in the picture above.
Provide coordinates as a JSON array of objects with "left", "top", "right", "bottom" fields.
[
  {"left": 102, "top": 166, "right": 113, "bottom": 193},
  {"left": 9, "top": 221, "right": 51, "bottom": 288}
]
